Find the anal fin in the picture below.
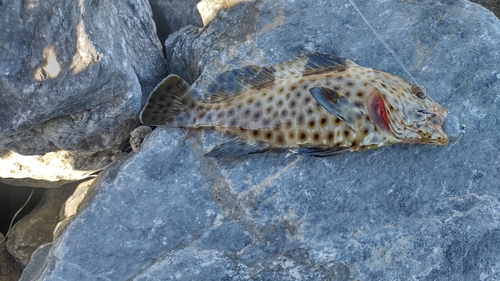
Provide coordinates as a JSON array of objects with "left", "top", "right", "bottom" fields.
[
  {"left": 292, "top": 147, "right": 351, "bottom": 157},
  {"left": 205, "top": 138, "right": 270, "bottom": 157}
]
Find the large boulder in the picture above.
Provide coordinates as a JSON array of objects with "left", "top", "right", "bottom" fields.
[
  {"left": 21, "top": 0, "right": 500, "bottom": 280},
  {"left": 0, "top": 0, "right": 165, "bottom": 187}
]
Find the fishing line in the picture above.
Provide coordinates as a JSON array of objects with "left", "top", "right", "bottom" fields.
[
  {"left": 347, "top": 0, "right": 420, "bottom": 85},
  {"left": 447, "top": 124, "right": 466, "bottom": 150},
  {"left": 0, "top": 187, "right": 35, "bottom": 244}
]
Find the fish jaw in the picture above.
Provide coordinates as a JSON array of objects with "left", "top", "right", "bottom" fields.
[{"left": 370, "top": 77, "right": 449, "bottom": 146}]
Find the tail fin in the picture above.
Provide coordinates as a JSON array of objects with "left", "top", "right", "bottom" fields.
[{"left": 140, "top": 74, "right": 196, "bottom": 126}]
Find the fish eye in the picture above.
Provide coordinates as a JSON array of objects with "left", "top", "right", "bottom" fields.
[{"left": 411, "top": 85, "right": 427, "bottom": 99}]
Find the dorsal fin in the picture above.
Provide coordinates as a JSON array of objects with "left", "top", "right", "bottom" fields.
[
  {"left": 301, "top": 52, "right": 350, "bottom": 76},
  {"left": 205, "top": 65, "right": 275, "bottom": 103},
  {"left": 204, "top": 53, "right": 351, "bottom": 103}
]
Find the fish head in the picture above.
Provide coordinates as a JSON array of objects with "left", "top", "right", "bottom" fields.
[{"left": 368, "top": 78, "right": 449, "bottom": 146}]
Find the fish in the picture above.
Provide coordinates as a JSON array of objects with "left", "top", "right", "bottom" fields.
[{"left": 140, "top": 52, "right": 456, "bottom": 157}]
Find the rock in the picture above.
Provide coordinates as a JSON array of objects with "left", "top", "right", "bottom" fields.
[
  {"left": 0, "top": 234, "right": 22, "bottom": 281},
  {"left": 53, "top": 178, "right": 98, "bottom": 239},
  {"left": 21, "top": 0, "right": 500, "bottom": 280},
  {"left": 6, "top": 182, "right": 77, "bottom": 267},
  {"left": 0, "top": 0, "right": 166, "bottom": 184},
  {"left": 0, "top": 149, "right": 118, "bottom": 188}
]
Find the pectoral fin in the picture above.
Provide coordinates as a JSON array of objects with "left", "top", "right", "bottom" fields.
[{"left": 309, "top": 87, "right": 360, "bottom": 130}]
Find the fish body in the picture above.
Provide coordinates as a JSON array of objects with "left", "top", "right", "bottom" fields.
[{"left": 140, "top": 53, "right": 451, "bottom": 157}]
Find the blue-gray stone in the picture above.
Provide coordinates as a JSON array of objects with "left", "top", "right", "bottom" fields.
[{"left": 21, "top": 0, "right": 500, "bottom": 280}]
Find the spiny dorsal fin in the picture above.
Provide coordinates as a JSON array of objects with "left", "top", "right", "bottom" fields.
[
  {"left": 140, "top": 75, "right": 196, "bottom": 126},
  {"left": 309, "top": 86, "right": 360, "bottom": 130},
  {"left": 204, "top": 53, "right": 351, "bottom": 103},
  {"left": 301, "top": 52, "right": 350, "bottom": 76},
  {"left": 205, "top": 65, "right": 275, "bottom": 103},
  {"left": 273, "top": 52, "right": 350, "bottom": 79}
]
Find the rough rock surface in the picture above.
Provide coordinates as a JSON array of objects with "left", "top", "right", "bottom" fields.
[
  {"left": 0, "top": 234, "right": 21, "bottom": 281},
  {"left": 0, "top": 0, "right": 165, "bottom": 184},
  {"left": 6, "top": 182, "right": 77, "bottom": 267},
  {"left": 21, "top": 0, "right": 500, "bottom": 280}
]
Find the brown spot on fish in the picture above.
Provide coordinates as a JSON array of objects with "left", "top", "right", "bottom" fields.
[
  {"left": 327, "top": 131, "right": 334, "bottom": 141},
  {"left": 299, "top": 131, "right": 307, "bottom": 140},
  {"left": 308, "top": 120, "right": 316, "bottom": 128},
  {"left": 266, "top": 106, "right": 273, "bottom": 114},
  {"left": 277, "top": 134, "right": 285, "bottom": 144},
  {"left": 313, "top": 133, "right": 320, "bottom": 141}
]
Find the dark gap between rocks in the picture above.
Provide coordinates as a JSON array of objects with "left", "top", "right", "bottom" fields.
[{"left": 0, "top": 183, "right": 45, "bottom": 236}]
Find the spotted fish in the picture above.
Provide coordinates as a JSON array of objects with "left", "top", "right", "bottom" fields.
[{"left": 140, "top": 53, "right": 457, "bottom": 157}]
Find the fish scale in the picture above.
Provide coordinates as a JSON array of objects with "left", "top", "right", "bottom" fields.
[{"left": 140, "top": 53, "right": 453, "bottom": 157}]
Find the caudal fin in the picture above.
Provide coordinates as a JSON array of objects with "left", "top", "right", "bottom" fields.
[{"left": 140, "top": 75, "right": 196, "bottom": 126}]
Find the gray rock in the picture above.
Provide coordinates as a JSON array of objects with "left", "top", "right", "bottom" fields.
[
  {"left": 6, "top": 183, "right": 77, "bottom": 267},
  {"left": 21, "top": 0, "right": 500, "bottom": 280},
  {"left": 0, "top": 0, "right": 165, "bottom": 184},
  {"left": 0, "top": 234, "right": 22, "bottom": 281}
]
